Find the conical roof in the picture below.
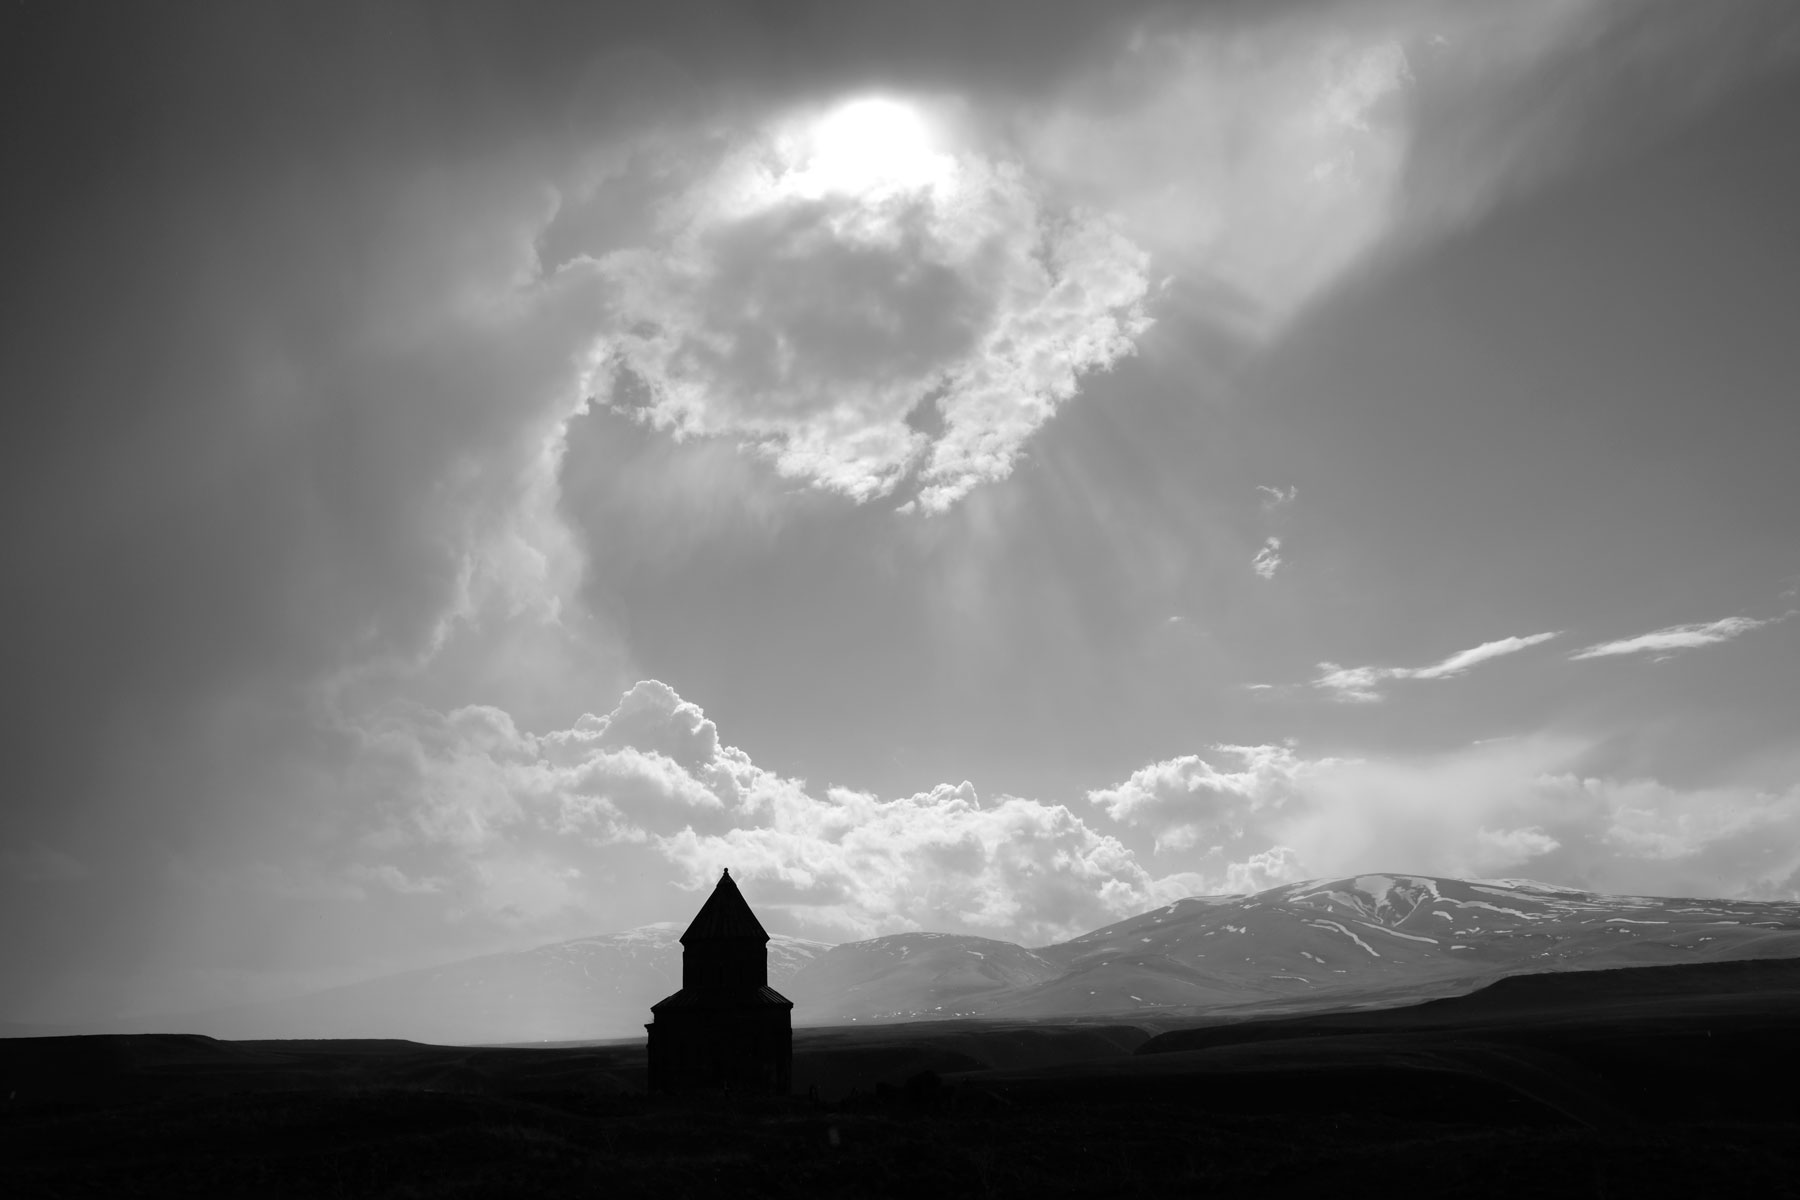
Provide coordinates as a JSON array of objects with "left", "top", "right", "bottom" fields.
[{"left": 679, "top": 869, "right": 770, "bottom": 943}]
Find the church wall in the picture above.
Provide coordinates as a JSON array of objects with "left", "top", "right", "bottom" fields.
[{"left": 646, "top": 1006, "right": 791, "bottom": 1095}]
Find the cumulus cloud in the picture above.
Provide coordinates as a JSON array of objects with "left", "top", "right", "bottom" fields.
[
  {"left": 1314, "top": 631, "right": 1560, "bottom": 702},
  {"left": 1088, "top": 744, "right": 1311, "bottom": 863},
  {"left": 658, "top": 787, "right": 1172, "bottom": 947},
  {"left": 1534, "top": 773, "right": 1800, "bottom": 900},
  {"left": 1222, "top": 845, "right": 1309, "bottom": 896},
  {"left": 1091, "top": 736, "right": 1800, "bottom": 902},
  {"left": 348, "top": 681, "right": 1190, "bottom": 944},
  {"left": 1570, "top": 613, "right": 1792, "bottom": 661}
]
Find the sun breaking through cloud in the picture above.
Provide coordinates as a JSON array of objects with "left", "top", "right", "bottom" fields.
[{"left": 595, "top": 92, "right": 1152, "bottom": 513}]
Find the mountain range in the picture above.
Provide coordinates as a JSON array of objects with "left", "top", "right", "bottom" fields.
[
  {"left": 60, "top": 875, "right": 1800, "bottom": 1043},
  {"left": 786, "top": 874, "right": 1800, "bottom": 1025}
]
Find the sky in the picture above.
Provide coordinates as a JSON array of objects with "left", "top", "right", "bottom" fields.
[{"left": 3, "top": 0, "right": 1799, "bottom": 1027}]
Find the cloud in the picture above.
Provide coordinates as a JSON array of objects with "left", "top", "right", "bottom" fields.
[
  {"left": 1570, "top": 613, "right": 1792, "bottom": 661},
  {"left": 1027, "top": 0, "right": 1800, "bottom": 357},
  {"left": 1088, "top": 744, "right": 1310, "bottom": 860},
  {"left": 1408, "top": 633, "right": 1563, "bottom": 679},
  {"left": 8, "top": 0, "right": 1800, "bottom": 1024},
  {"left": 1310, "top": 664, "right": 1387, "bottom": 705},
  {"left": 658, "top": 789, "right": 1174, "bottom": 947},
  {"left": 1254, "top": 485, "right": 1296, "bottom": 579},
  {"left": 1090, "top": 736, "right": 1800, "bottom": 902},
  {"left": 1257, "top": 485, "right": 1298, "bottom": 511},
  {"left": 1394, "top": 1, "right": 1800, "bottom": 245},
  {"left": 1222, "top": 845, "right": 1309, "bottom": 896},
  {"left": 596, "top": 94, "right": 1152, "bottom": 513},
  {"left": 1252, "top": 537, "right": 1284, "bottom": 580},
  {"left": 580, "top": 2, "right": 1800, "bottom": 515},
  {"left": 347, "top": 681, "right": 1192, "bottom": 945},
  {"left": 1534, "top": 773, "right": 1800, "bottom": 901},
  {"left": 1475, "top": 825, "right": 1562, "bottom": 862},
  {"left": 1026, "top": 14, "right": 1414, "bottom": 328},
  {"left": 2, "top": 73, "right": 634, "bottom": 952},
  {"left": 1315, "top": 631, "right": 1560, "bottom": 701}
]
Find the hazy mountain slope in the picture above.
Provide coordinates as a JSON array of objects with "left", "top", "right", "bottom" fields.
[
  {"left": 785, "top": 933, "right": 1060, "bottom": 1023},
  {"left": 136, "top": 925, "right": 832, "bottom": 1044}
]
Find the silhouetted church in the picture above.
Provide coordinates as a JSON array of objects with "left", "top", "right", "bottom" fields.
[{"left": 645, "top": 869, "right": 793, "bottom": 1095}]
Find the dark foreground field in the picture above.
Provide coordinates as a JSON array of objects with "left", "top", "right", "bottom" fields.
[{"left": 5, "top": 958, "right": 1798, "bottom": 1198}]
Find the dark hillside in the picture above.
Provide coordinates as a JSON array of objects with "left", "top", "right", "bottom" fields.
[{"left": 3, "top": 957, "right": 1796, "bottom": 1196}]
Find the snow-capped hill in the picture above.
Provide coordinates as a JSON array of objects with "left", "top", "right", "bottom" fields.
[
  {"left": 557, "top": 922, "right": 683, "bottom": 950},
  {"left": 769, "top": 932, "right": 840, "bottom": 981},
  {"left": 1006, "top": 874, "right": 1800, "bottom": 1018},
  {"left": 1274, "top": 874, "right": 1450, "bottom": 923},
  {"left": 787, "top": 933, "right": 1061, "bottom": 1024},
  {"left": 1465, "top": 878, "right": 1592, "bottom": 895}
]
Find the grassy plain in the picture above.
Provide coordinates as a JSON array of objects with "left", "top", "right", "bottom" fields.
[{"left": 5, "top": 958, "right": 1796, "bottom": 1197}]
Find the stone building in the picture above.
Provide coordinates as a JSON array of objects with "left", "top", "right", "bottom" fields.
[{"left": 645, "top": 869, "right": 793, "bottom": 1095}]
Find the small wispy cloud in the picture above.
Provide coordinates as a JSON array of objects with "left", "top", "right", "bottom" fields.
[
  {"left": 1253, "top": 485, "right": 1296, "bottom": 579},
  {"left": 1570, "top": 613, "right": 1792, "bottom": 661},
  {"left": 1408, "top": 634, "right": 1563, "bottom": 680},
  {"left": 1315, "top": 632, "right": 1561, "bottom": 703},
  {"left": 1252, "top": 536, "right": 1283, "bottom": 580},
  {"left": 1257, "top": 484, "right": 1297, "bottom": 511}
]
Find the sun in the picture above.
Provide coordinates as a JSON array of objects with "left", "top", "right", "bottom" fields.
[{"left": 775, "top": 95, "right": 957, "bottom": 203}]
